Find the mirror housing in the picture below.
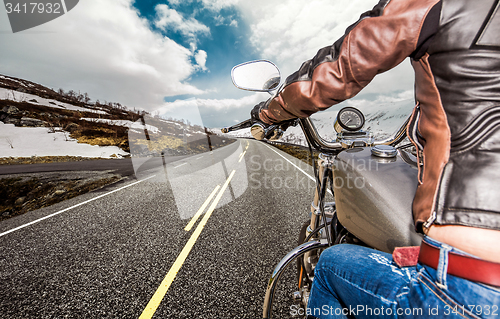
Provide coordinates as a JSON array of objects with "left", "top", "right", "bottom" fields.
[{"left": 231, "top": 60, "right": 281, "bottom": 92}]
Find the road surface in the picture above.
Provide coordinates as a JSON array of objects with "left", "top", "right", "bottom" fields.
[
  {"left": 0, "top": 139, "right": 320, "bottom": 318},
  {"left": 0, "top": 154, "right": 194, "bottom": 177}
]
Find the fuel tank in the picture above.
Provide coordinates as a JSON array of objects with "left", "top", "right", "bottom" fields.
[{"left": 332, "top": 147, "right": 422, "bottom": 253}]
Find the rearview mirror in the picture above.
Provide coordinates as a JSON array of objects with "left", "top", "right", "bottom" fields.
[{"left": 231, "top": 60, "right": 281, "bottom": 92}]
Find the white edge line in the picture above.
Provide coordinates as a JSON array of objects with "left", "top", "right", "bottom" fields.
[
  {"left": 60, "top": 0, "right": 68, "bottom": 13},
  {"left": 0, "top": 175, "right": 157, "bottom": 238},
  {"left": 264, "top": 143, "right": 332, "bottom": 195}
]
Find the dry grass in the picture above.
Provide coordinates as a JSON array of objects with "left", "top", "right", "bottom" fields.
[
  {"left": 0, "top": 156, "right": 114, "bottom": 165},
  {"left": 129, "top": 135, "right": 184, "bottom": 151},
  {"left": 0, "top": 173, "right": 122, "bottom": 221},
  {"left": 269, "top": 142, "right": 319, "bottom": 166},
  {"left": 1, "top": 99, "right": 133, "bottom": 152},
  {"left": 73, "top": 135, "right": 128, "bottom": 148}
]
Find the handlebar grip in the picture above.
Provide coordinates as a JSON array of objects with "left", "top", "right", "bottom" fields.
[
  {"left": 221, "top": 119, "right": 252, "bottom": 133},
  {"left": 222, "top": 119, "right": 285, "bottom": 141},
  {"left": 263, "top": 124, "right": 278, "bottom": 139},
  {"left": 250, "top": 123, "right": 278, "bottom": 140}
]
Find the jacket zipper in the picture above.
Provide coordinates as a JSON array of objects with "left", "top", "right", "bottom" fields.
[
  {"left": 423, "top": 211, "right": 436, "bottom": 229},
  {"left": 408, "top": 104, "right": 424, "bottom": 183}
]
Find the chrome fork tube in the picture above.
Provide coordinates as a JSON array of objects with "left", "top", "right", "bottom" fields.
[
  {"left": 310, "top": 156, "right": 326, "bottom": 232},
  {"left": 310, "top": 154, "right": 334, "bottom": 236},
  {"left": 263, "top": 154, "right": 335, "bottom": 318}
]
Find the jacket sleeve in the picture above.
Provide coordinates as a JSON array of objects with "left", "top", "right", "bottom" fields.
[{"left": 259, "top": 0, "right": 440, "bottom": 124}]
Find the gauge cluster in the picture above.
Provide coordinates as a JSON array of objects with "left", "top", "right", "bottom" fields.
[
  {"left": 334, "top": 107, "right": 373, "bottom": 148},
  {"left": 334, "top": 107, "right": 365, "bottom": 133}
]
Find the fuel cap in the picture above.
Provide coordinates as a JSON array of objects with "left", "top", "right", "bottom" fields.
[{"left": 371, "top": 145, "right": 397, "bottom": 158}]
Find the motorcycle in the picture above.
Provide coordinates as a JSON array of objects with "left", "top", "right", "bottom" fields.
[{"left": 222, "top": 60, "right": 422, "bottom": 318}]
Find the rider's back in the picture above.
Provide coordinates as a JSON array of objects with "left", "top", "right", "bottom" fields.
[{"left": 409, "top": 0, "right": 500, "bottom": 262}]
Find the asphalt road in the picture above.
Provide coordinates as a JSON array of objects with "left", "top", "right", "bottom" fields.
[
  {"left": 0, "top": 155, "right": 192, "bottom": 178},
  {"left": 0, "top": 139, "right": 319, "bottom": 318}
]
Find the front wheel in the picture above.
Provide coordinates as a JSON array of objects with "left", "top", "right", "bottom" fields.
[
  {"left": 295, "top": 220, "right": 322, "bottom": 312},
  {"left": 297, "top": 220, "right": 311, "bottom": 288}
]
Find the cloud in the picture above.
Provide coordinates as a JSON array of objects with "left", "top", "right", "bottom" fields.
[
  {"left": 237, "top": 0, "right": 379, "bottom": 68},
  {"left": 155, "top": 93, "right": 268, "bottom": 128},
  {"left": 0, "top": 0, "right": 416, "bottom": 129},
  {"left": 167, "top": 0, "right": 182, "bottom": 6},
  {"left": 199, "top": 0, "right": 240, "bottom": 12},
  {"left": 0, "top": 0, "right": 205, "bottom": 112},
  {"left": 233, "top": 0, "right": 414, "bottom": 96},
  {"left": 194, "top": 50, "right": 208, "bottom": 70},
  {"left": 162, "top": 0, "right": 241, "bottom": 15},
  {"left": 213, "top": 14, "right": 239, "bottom": 27},
  {"left": 182, "top": 0, "right": 414, "bottom": 124},
  {"left": 154, "top": 4, "right": 210, "bottom": 40},
  {"left": 160, "top": 92, "right": 266, "bottom": 114}
]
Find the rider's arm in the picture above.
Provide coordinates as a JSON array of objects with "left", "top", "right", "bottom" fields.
[{"left": 259, "top": 0, "right": 441, "bottom": 124}]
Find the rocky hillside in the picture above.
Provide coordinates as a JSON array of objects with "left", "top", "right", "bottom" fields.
[
  {"left": 0, "top": 74, "right": 234, "bottom": 161},
  {"left": 221, "top": 97, "right": 416, "bottom": 146}
]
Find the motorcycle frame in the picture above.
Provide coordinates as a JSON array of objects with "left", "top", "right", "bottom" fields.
[
  {"left": 262, "top": 116, "right": 411, "bottom": 319},
  {"left": 262, "top": 149, "right": 335, "bottom": 319}
]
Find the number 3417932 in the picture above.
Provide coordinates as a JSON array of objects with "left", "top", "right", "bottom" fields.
[
  {"left": 444, "top": 305, "right": 499, "bottom": 316},
  {"left": 5, "top": 2, "right": 62, "bottom": 14}
]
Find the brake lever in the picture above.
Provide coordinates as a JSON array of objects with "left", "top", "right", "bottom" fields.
[
  {"left": 249, "top": 123, "right": 276, "bottom": 140},
  {"left": 221, "top": 119, "right": 252, "bottom": 133},
  {"left": 222, "top": 119, "right": 295, "bottom": 141},
  {"left": 264, "top": 124, "right": 278, "bottom": 139}
]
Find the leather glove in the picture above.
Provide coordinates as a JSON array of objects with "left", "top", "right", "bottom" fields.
[
  {"left": 251, "top": 100, "right": 298, "bottom": 129},
  {"left": 250, "top": 101, "right": 271, "bottom": 140},
  {"left": 250, "top": 100, "right": 297, "bottom": 140},
  {"left": 250, "top": 101, "right": 268, "bottom": 125}
]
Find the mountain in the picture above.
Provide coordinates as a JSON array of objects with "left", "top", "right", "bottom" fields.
[
  {"left": 0, "top": 74, "right": 233, "bottom": 161},
  {"left": 221, "top": 95, "right": 416, "bottom": 146}
]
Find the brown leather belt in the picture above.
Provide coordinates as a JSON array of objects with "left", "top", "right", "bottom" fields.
[{"left": 418, "top": 241, "right": 500, "bottom": 288}]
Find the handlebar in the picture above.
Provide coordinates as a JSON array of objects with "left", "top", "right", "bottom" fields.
[
  {"left": 298, "top": 118, "right": 342, "bottom": 153},
  {"left": 372, "top": 115, "right": 410, "bottom": 147},
  {"left": 221, "top": 119, "right": 252, "bottom": 133},
  {"left": 221, "top": 120, "right": 279, "bottom": 140},
  {"left": 221, "top": 113, "right": 411, "bottom": 153}
]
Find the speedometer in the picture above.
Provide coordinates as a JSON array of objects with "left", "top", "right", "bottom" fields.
[{"left": 334, "top": 107, "right": 365, "bottom": 133}]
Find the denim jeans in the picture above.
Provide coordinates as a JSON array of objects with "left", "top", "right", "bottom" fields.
[{"left": 307, "top": 237, "right": 500, "bottom": 318}]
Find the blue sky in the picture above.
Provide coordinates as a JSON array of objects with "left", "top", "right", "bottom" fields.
[
  {"left": 0, "top": 0, "right": 415, "bottom": 128},
  {"left": 132, "top": 0, "right": 256, "bottom": 100}
]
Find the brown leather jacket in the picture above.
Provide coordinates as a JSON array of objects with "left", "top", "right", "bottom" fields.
[{"left": 258, "top": 0, "right": 500, "bottom": 233}]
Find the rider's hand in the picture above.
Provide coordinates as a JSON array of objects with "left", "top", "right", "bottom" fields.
[
  {"left": 251, "top": 101, "right": 268, "bottom": 125},
  {"left": 251, "top": 100, "right": 298, "bottom": 129},
  {"left": 250, "top": 101, "right": 271, "bottom": 140},
  {"left": 250, "top": 100, "right": 297, "bottom": 140}
]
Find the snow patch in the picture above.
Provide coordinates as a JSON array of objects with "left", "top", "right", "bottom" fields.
[
  {"left": 81, "top": 118, "right": 160, "bottom": 134},
  {"left": 0, "top": 122, "right": 128, "bottom": 158},
  {"left": 222, "top": 98, "right": 415, "bottom": 146},
  {"left": 0, "top": 88, "right": 107, "bottom": 115},
  {"left": 0, "top": 75, "right": 23, "bottom": 85}
]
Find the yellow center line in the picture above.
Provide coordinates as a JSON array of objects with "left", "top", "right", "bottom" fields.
[
  {"left": 184, "top": 185, "right": 220, "bottom": 232},
  {"left": 139, "top": 170, "right": 236, "bottom": 319},
  {"left": 238, "top": 150, "right": 247, "bottom": 163}
]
